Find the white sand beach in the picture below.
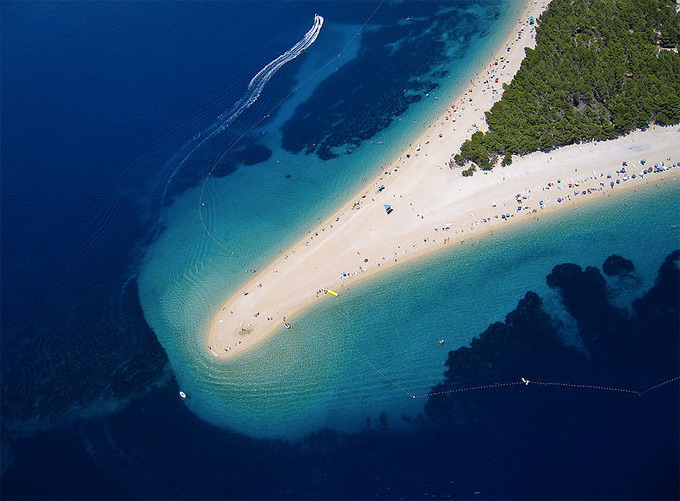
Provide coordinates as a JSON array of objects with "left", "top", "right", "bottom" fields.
[{"left": 207, "top": 0, "right": 680, "bottom": 359}]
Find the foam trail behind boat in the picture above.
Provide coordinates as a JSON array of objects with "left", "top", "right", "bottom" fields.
[{"left": 159, "top": 14, "right": 325, "bottom": 205}]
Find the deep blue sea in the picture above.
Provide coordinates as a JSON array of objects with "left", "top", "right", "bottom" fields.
[{"left": 2, "top": 1, "right": 678, "bottom": 499}]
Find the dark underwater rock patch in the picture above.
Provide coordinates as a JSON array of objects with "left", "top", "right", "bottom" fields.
[
  {"left": 603, "top": 254, "right": 635, "bottom": 276},
  {"left": 427, "top": 250, "right": 680, "bottom": 417},
  {"left": 280, "top": 6, "right": 488, "bottom": 160},
  {"left": 234, "top": 143, "right": 272, "bottom": 166}
]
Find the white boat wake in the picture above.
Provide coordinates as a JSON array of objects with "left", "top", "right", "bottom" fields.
[{"left": 158, "top": 14, "right": 324, "bottom": 206}]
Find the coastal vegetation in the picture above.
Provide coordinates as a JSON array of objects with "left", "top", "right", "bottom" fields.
[{"left": 453, "top": 0, "right": 680, "bottom": 173}]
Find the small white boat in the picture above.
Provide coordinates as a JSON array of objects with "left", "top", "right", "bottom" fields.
[
  {"left": 179, "top": 391, "right": 188, "bottom": 399},
  {"left": 284, "top": 322, "right": 291, "bottom": 329}
]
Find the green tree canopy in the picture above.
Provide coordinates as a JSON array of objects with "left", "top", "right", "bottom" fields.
[{"left": 454, "top": 0, "right": 680, "bottom": 172}]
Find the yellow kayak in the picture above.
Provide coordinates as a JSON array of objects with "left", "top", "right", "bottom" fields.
[{"left": 324, "top": 288, "right": 339, "bottom": 297}]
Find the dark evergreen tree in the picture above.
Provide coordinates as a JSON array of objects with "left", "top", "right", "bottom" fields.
[{"left": 454, "top": 0, "right": 680, "bottom": 171}]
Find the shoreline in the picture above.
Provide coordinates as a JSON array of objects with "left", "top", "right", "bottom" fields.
[{"left": 207, "top": 0, "right": 679, "bottom": 360}]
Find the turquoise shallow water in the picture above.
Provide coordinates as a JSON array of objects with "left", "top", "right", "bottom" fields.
[
  {"left": 136, "top": 0, "right": 679, "bottom": 440},
  {"left": 140, "top": 174, "right": 679, "bottom": 439},
  {"left": 5, "top": 1, "right": 678, "bottom": 497}
]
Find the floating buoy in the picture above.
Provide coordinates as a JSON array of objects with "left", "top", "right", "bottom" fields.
[{"left": 179, "top": 391, "right": 188, "bottom": 399}]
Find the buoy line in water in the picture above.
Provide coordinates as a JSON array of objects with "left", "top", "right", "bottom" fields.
[
  {"left": 197, "top": 2, "right": 386, "bottom": 256},
  {"left": 415, "top": 376, "right": 680, "bottom": 399},
  {"left": 345, "top": 321, "right": 680, "bottom": 400},
  {"left": 346, "top": 322, "right": 414, "bottom": 398}
]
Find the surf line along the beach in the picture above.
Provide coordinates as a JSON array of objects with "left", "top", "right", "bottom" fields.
[
  {"left": 205, "top": 0, "right": 677, "bottom": 361},
  {"left": 206, "top": 0, "right": 551, "bottom": 358},
  {"left": 206, "top": 122, "right": 680, "bottom": 359}
]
